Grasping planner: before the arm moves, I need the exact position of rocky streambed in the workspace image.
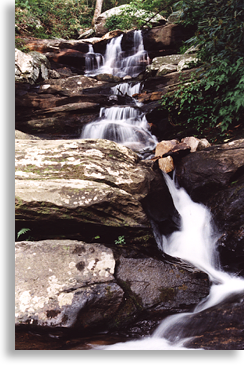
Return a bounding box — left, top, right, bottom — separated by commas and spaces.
15, 21, 244, 349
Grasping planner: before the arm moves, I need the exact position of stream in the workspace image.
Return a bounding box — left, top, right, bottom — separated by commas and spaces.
92, 173, 244, 350
81, 30, 244, 350
15, 29, 244, 352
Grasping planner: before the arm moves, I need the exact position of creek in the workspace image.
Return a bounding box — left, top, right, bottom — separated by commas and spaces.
82, 30, 157, 159
80, 30, 244, 350
93, 173, 244, 350
15, 29, 244, 351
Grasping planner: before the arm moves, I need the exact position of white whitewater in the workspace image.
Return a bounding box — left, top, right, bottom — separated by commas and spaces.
82, 30, 155, 155
111, 82, 142, 97
81, 105, 157, 155
94, 173, 244, 350
85, 30, 149, 78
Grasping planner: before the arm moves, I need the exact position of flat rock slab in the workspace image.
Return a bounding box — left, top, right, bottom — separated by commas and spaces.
15, 138, 170, 242
15, 240, 123, 328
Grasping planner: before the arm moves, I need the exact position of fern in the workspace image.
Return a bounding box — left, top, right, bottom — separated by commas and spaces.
17, 228, 31, 240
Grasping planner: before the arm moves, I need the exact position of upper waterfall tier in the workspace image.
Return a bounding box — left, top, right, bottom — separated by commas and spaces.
85, 30, 149, 78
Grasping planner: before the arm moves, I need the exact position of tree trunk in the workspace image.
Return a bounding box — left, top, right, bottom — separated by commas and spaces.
92, 0, 104, 27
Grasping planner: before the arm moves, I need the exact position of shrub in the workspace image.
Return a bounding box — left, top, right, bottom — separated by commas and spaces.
15, 0, 94, 39
160, 0, 244, 139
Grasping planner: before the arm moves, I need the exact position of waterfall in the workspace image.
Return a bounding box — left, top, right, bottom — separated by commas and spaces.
83, 32, 244, 349
81, 105, 157, 157
85, 30, 149, 78
85, 44, 104, 73
111, 82, 142, 97
94, 174, 244, 350
82, 30, 154, 157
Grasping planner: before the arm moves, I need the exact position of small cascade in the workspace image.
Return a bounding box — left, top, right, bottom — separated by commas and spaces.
111, 82, 142, 97
81, 105, 157, 157
85, 44, 104, 73
85, 30, 149, 78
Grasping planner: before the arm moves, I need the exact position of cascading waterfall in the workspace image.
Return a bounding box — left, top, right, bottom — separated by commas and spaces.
81, 105, 157, 156
94, 173, 244, 350
82, 30, 156, 157
85, 30, 149, 78
111, 81, 142, 98
82, 31, 244, 349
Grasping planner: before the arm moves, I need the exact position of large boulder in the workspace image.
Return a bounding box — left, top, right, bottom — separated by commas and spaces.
15, 138, 175, 245
15, 239, 210, 336
173, 294, 244, 350
142, 24, 192, 59
15, 240, 124, 331
15, 49, 51, 84
146, 53, 198, 76
208, 174, 244, 275
116, 256, 209, 316
175, 139, 244, 203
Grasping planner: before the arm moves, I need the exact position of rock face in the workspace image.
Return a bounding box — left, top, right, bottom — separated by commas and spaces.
146, 54, 198, 76
15, 49, 51, 84
15, 76, 113, 138
175, 139, 244, 203
15, 138, 174, 244
15, 240, 124, 330
175, 294, 244, 350
142, 24, 192, 59
175, 139, 244, 275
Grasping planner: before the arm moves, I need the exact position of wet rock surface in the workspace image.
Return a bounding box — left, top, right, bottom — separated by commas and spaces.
180, 294, 244, 350
116, 256, 209, 313
175, 139, 244, 275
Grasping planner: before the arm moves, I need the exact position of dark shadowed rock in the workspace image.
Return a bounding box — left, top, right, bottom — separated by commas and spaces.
142, 24, 192, 59
208, 174, 244, 275
175, 139, 244, 203
116, 255, 209, 316
179, 294, 244, 350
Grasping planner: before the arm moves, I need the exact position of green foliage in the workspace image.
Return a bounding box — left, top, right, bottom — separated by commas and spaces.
15, 0, 94, 39
114, 235, 126, 245
17, 228, 31, 240
181, 0, 244, 64
105, 0, 180, 31
160, 0, 244, 138
105, 12, 134, 30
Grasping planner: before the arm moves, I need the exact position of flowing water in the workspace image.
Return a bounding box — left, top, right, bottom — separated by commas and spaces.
82, 30, 244, 350
82, 30, 156, 157
81, 104, 157, 156
93, 173, 244, 350
85, 30, 149, 78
